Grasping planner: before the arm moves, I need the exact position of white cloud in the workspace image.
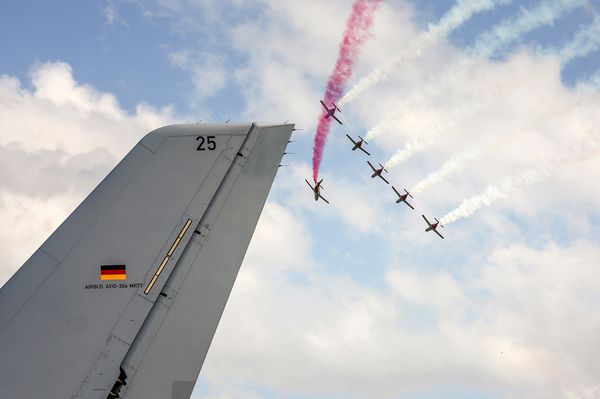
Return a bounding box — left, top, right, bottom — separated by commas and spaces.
3, 2, 600, 399
104, 0, 118, 25
0, 61, 175, 284
204, 221, 600, 398
168, 49, 227, 99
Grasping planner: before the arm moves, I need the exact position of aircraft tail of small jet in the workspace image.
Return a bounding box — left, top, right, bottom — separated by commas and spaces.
0, 123, 293, 399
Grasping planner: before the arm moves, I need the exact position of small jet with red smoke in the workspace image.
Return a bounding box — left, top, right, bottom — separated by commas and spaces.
392, 186, 414, 210
320, 100, 343, 125
422, 215, 444, 239
305, 179, 330, 204
367, 161, 390, 184
346, 134, 370, 155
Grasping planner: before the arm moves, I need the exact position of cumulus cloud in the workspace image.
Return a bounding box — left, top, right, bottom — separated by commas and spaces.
202, 224, 600, 398
3, 2, 600, 399
168, 49, 228, 99
0, 61, 174, 284
116, 2, 600, 397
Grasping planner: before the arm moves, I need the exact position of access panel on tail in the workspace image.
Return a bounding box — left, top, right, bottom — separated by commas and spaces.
0, 123, 294, 399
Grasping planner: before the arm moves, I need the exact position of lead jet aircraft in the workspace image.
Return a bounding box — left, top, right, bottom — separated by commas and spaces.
0, 122, 294, 399
392, 186, 414, 209
346, 134, 370, 155
320, 100, 343, 125
422, 214, 444, 239
305, 178, 330, 204
367, 161, 390, 184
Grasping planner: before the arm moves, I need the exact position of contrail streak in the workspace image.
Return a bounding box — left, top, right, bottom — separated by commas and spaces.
440, 139, 600, 225
338, 0, 511, 107
366, 0, 584, 145
312, 0, 381, 182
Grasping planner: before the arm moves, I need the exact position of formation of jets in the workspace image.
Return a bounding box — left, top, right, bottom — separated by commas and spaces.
305, 100, 445, 239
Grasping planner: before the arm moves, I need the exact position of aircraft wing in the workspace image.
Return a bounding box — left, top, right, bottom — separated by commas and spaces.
305, 179, 315, 190
359, 147, 371, 156
331, 114, 343, 125
318, 194, 330, 204
422, 214, 431, 225
367, 161, 376, 172
392, 186, 401, 197
405, 200, 415, 210
379, 175, 390, 184
346, 134, 356, 145
0, 123, 293, 399
434, 229, 445, 239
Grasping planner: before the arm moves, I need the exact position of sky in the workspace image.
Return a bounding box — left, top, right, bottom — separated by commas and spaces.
1, 1, 600, 398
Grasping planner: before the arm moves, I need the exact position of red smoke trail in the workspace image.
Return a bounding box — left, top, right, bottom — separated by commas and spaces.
312, 0, 381, 182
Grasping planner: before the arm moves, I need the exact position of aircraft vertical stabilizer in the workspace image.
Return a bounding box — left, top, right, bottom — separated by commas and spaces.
0, 123, 293, 399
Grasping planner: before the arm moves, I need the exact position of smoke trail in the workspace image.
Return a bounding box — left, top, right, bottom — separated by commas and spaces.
312, 0, 381, 182
383, 103, 479, 168
551, 14, 600, 64
440, 139, 600, 225
411, 136, 500, 195
410, 101, 583, 195
338, 0, 510, 107
366, 0, 584, 143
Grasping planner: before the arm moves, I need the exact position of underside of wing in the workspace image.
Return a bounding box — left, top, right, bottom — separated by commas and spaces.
0, 123, 293, 399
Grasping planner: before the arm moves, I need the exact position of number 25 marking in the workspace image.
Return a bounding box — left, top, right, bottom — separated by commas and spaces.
196, 136, 216, 151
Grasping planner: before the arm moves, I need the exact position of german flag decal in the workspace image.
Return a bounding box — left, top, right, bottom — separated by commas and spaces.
100, 265, 127, 281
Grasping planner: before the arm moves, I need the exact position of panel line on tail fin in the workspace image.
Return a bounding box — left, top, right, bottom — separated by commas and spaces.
144, 218, 193, 295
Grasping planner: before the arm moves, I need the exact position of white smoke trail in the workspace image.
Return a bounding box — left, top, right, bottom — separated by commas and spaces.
411, 135, 500, 195
366, 0, 585, 144
440, 168, 552, 224
440, 139, 600, 225
338, 0, 510, 107
383, 103, 479, 168
410, 100, 583, 195
551, 14, 600, 64
469, 0, 585, 57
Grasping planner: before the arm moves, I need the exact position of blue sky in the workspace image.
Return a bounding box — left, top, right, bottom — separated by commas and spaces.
1, 1, 600, 398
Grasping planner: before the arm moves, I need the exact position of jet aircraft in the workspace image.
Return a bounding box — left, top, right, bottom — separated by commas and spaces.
320, 100, 343, 125
346, 134, 371, 155
392, 186, 414, 209
305, 179, 330, 204
422, 214, 444, 239
367, 161, 390, 184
